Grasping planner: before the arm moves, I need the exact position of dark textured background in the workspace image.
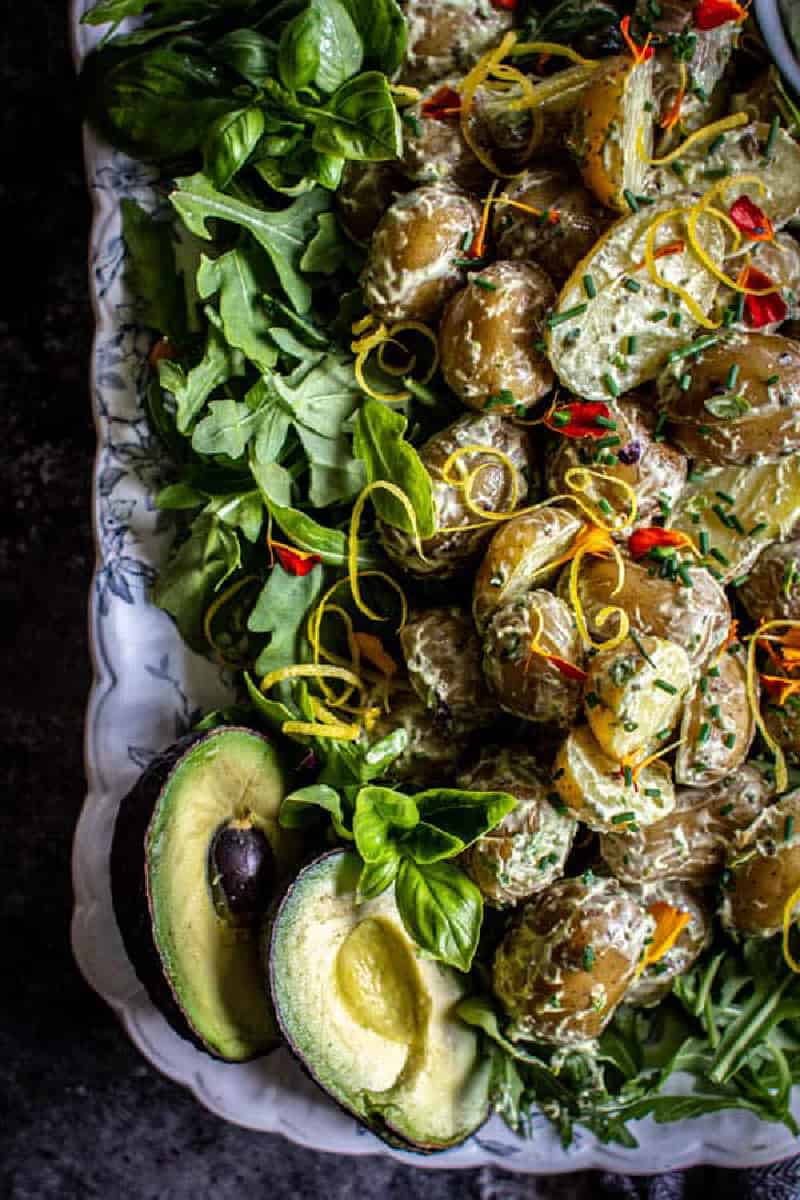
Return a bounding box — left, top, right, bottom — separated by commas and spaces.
3, 4, 800, 1197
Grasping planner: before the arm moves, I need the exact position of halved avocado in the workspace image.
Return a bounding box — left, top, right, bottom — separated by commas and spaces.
268, 850, 491, 1151
111, 727, 304, 1062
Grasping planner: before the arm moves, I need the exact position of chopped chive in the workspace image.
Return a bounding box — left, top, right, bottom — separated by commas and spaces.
657, 727, 672, 740
708, 665, 720, 677
679, 372, 693, 392
700, 677, 709, 694
551, 410, 570, 427
697, 722, 710, 745
596, 435, 622, 449
733, 293, 745, 322
726, 364, 740, 390
656, 412, 669, 435
623, 189, 639, 212
473, 277, 497, 291
707, 566, 723, 580
667, 335, 720, 363
785, 815, 795, 842
623, 277, 641, 293
583, 274, 597, 299
729, 513, 745, 535
654, 678, 678, 695
533, 339, 547, 352
723, 734, 736, 751
671, 160, 687, 180
704, 166, 731, 180
711, 503, 733, 527
765, 114, 780, 160
720, 802, 735, 815
709, 704, 721, 719
603, 373, 620, 397
598, 498, 613, 515
767, 374, 780, 386
582, 945, 595, 971
689, 470, 706, 483
460, 230, 474, 251
630, 629, 656, 666
636, 195, 655, 206
708, 133, 726, 154
678, 561, 693, 587
595, 415, 617, 429
699, 531, 710, 555
649, 309, 669, 322
546, 303, 588, 327
731, 573, 750, 588
670, 312, 682, 329
710, 547, 729, 566
627, 335, 638, 355
644, 787, 661, 798
623, 765, 634, 788
715, 490, 735, 505
612, 810, 636, 824
403, 112, 422, 137
749, 522, 768, 537
586, 691, 601, 708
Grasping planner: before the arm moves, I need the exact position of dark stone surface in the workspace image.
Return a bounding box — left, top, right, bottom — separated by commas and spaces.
2, 5, 799, 1199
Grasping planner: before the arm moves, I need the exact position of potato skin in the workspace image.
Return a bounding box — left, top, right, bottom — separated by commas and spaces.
439, 261, 556, 413
457, 748, 577, 906
658, 334, 800, 467
336, 161, 406, 246
482, 590, 585, 728
722, 790, 800, 937
740, 539, 800, 625
675, 646, 755, 789
473, 506, 584, 633
379, 411, 537, 578
492, 165, 608, 285
369, 692, 469, 786
545, 399, 688, 529
568, 554, 731, 670
599, 765, 773, 885
400, 607, 498, 736
624, 880, 712, 1007
399, 78, 489, 191
361, 183, 482, 322
399, 0, 514, 86
492, 876, 652, 1044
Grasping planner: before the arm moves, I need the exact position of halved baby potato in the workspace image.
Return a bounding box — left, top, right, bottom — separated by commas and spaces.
675, 643, 754, 788
584, 634, 691, 761
721, 790, 800, 937
553, 723, 676, 832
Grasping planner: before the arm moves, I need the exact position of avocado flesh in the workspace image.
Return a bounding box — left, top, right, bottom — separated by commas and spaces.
145, 729, 300, 1062
269, 851, 491, 1150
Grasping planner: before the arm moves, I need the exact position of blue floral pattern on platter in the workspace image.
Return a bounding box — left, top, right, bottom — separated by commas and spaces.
68, 0, 800, 1172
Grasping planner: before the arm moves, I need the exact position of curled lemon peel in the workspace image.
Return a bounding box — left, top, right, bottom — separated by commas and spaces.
525, 603, 586, 679
441, 443, 521, 523
568, 537, 631, 652
661, 63, 688, 132
281, 719, 361, 741
348, 482, 416, 625
460, 32, 524, 179
351, 318, 440, 403
510, 40, 598, 68
259, 662, 365, 695
705, 204, 743, 252
501, 61, 598, 113
562, 467, 638, 533
643, 208, 720, 329
783, 882, 800, 974
636, 111, 748, 166
745, 619, 800, 796
688, 177, 781, 295
202, 574, 259, 667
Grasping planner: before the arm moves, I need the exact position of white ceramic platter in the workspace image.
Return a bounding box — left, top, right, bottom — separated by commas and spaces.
69, 0, 800, 1170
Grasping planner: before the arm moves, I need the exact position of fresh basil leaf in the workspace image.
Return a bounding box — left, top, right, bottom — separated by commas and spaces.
414, 789, 518, 850
353, 398, 435, 536
266, 500, 383, 567
204, 104, 265, 189
81, 0, 151, 22
159, 320, 245, 433
278, 4, 321, 91
457, 994, 520, 1055
360, 727, 408, 779
204, 489, 264, 543
196, 246, 277, 370
312, 152, 345, 190
152, 513, 241, 650
253, 156, 319, 197
395, 859, 483, 972
399, 822, 464, 864
120, 199, 185, 340
280, 783, 351, 838
353, 785, 419, 863
300, 212, 348, 274
209, 29, 277, 87
170, 173, 331, 313
249, 560, 324, 677
311, 71, 402, 161
311, 0, 363, 95
338, 0, 405, 75
357, 854, 400, 902
155, 481, 206, 510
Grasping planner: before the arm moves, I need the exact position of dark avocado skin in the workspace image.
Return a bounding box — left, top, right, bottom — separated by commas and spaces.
110, 733, 207, 1054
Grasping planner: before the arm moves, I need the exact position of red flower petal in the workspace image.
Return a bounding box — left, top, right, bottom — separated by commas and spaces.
739, 266, 788, 329
273, 545, 322, 576
543, 401, 613, 439
545, 654, 588, 682
421, 86, 461, 121
628, 528, 695, 560
693, 0, 748, 30
491, 0, 518, 8
729, 196, 774, 242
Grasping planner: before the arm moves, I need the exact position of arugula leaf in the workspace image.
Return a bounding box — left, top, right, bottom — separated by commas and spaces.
192, 397, 262, 459
300, 212, 348, 275
311, 72, 402, 161
205, 490, 264, 543
151, 513, 241, 651
395, 859, 483, 973
120, 199, 185, 340
156, 481, 206, 510
248, 560, 324, 677
357, 855, 400, 902
267, 500, 383, 567
203, 105, 265, 189
338, 0, 406, 76
170, 174, 331, 313
310, 0, 363, 95
280, 783, 352, 838
353, 399, 435, 535
159, 320, 244, 433
196, 247, 278, 371
353, 786, 419, 863
414, 789, 517, 850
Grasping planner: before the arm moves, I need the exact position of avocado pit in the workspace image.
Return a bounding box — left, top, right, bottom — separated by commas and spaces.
209, 819, 274, 926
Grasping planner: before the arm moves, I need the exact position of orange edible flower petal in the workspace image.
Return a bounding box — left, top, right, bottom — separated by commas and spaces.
644, 902, 691, 965
628, 527, 696, 560
761, 675, 800, 706
620, 15, 654, 64
270, 540, 322, 577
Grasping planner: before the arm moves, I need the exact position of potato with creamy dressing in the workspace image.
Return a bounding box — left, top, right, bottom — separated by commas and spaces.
336, 161, 407, 246
379, 410, 537, 578
624, 880, 712, 1008
399, 0, 514, 86
457, 747, 577, 906
399, 78, 489, 191
599, 765, 772, 885
675, 645, 754, 788
740, 540, 800, 625
361, 183, 482, 322
369, 692, 469, 786
482, 590, 585, 728
721, 790, 800, 937
439, 261, 556, 413
400, 607, 498, 736
492, 875, 653, 1044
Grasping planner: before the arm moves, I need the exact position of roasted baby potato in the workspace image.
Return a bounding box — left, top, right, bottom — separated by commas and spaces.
740, 540, 800, 625
482, 591, 585, 728
439, 261, 556, 413
492, 165, 607, 285
399, 79, 489, 191
369, 692, 469, 786
457, 747, 578, 906
722, 234, 800, 334
658, 333, 800, 467
473, 507, 584, 633
675, 644, 754, 788
400, 607, 498, 736
379, 411, 537, 578
492, 875, 653, 1044
568, 54, 655, 213
361, 183, 482, 322
599, 765, 773, 885
721, 790, 800, 937
584, 634, 691, 761
553, 723, 676, 832
624, 880, 712, 1008
568, 554, 731, 669
336, 161, 407, 246
545, 399, 688, 529
399, 0, 514, 86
